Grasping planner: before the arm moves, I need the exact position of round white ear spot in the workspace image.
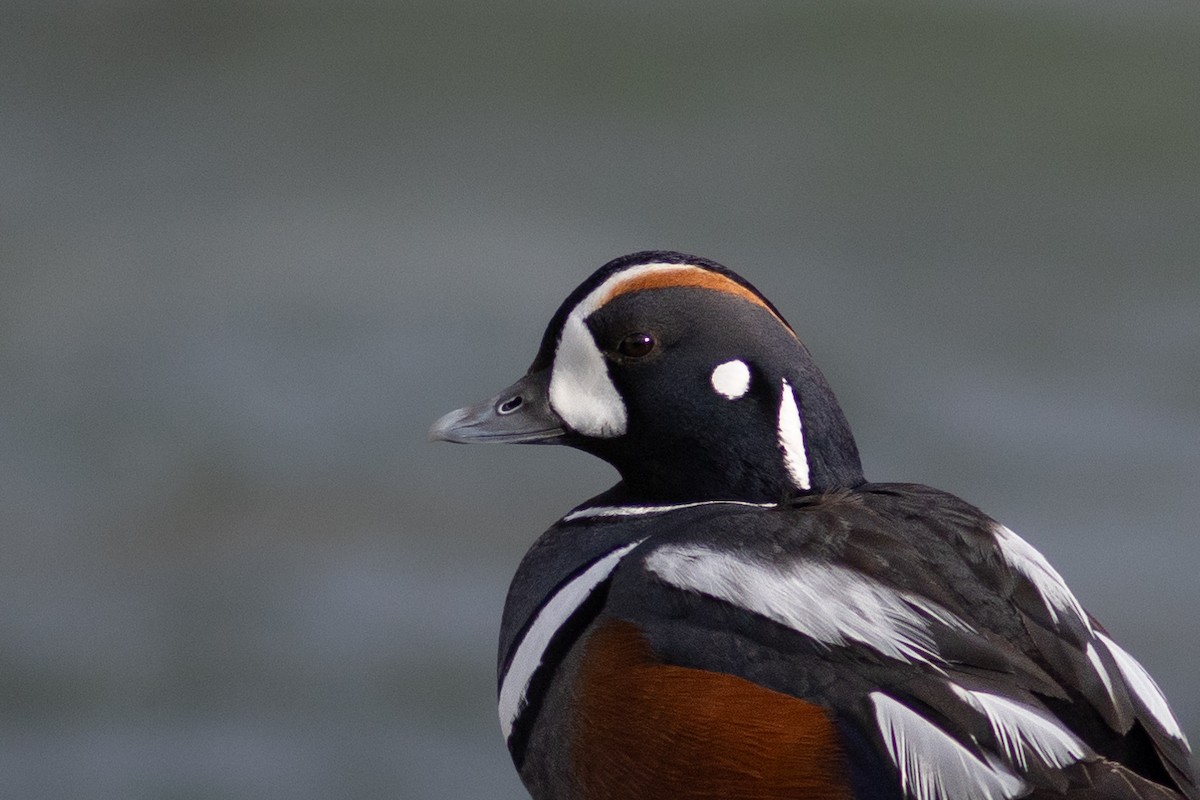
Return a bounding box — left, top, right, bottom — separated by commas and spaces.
710, 360, 751, 400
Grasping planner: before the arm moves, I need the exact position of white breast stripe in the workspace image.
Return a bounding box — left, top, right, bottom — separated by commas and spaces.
498, 540, 646, 740
872, 692, 1026, 800
950, 686, 1089, 770
1097, 632, 1188, 744
563, 500, 776, 522
992, 524, 1089, 630
644, 544, 972, 665
777, 378, 810, 490
710, 359, 751, 399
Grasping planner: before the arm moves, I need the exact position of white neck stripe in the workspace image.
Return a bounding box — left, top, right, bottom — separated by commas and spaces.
563, 500, 777, 522
778, 378, 811, 490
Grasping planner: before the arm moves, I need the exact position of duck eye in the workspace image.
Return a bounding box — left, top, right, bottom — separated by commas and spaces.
617, 332, 656, 359
497, 395, 523, 415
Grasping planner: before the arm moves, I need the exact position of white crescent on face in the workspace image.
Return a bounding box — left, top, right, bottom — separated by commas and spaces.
547, 262, 793, 439
548, 264, 689, 437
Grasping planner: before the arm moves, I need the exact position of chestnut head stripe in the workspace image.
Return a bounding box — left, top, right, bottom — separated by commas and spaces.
600, 264, 793, 333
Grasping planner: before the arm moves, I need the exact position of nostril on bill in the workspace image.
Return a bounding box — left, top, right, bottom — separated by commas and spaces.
497, 396, 524, 415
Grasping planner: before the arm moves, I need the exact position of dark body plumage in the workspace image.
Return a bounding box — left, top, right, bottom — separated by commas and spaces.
432, 251, 1195, 800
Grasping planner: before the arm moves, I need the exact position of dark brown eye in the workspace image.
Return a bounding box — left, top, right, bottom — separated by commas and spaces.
617, 332, 656, 359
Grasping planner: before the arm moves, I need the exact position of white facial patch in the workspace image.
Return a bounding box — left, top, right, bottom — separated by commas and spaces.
498, 540, 646, 741
548, 314, 627, 437
644, 544, 972, 665
710, 359, 751, 399
548, 262, 696, 437
777, 378, 811, 490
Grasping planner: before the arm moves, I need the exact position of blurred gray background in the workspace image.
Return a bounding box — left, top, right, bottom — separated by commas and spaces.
3, 1, 1198, 798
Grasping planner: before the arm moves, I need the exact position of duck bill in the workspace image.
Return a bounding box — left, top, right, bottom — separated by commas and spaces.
428, 370, 566, 444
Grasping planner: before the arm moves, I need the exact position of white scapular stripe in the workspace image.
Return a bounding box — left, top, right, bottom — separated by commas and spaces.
777, 378, 810, 490
548, 261, 701, 438
644, 544, 972, 665
873, 693, 1026, 800
950, 686, 1089, 770
993, 524, 1090, 629
563, 500, 775, 522
1097, 632, 1188, 743
498, 540, 646, 740
710, 359, 751, 399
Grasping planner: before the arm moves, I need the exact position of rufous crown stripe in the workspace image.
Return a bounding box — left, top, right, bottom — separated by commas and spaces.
599, 266, 792, 332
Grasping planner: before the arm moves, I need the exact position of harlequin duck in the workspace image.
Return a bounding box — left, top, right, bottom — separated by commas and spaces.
430, 251, 1196, 800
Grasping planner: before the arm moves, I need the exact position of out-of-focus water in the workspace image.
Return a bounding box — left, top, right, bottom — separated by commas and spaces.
2, 2, 1197, 798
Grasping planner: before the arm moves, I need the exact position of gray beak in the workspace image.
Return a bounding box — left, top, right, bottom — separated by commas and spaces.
428, 370, 566, 444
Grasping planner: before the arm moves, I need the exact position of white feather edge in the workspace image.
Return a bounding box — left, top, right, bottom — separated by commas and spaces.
872, 692, 1027, 800
992, 524, 1089, 630
1085, 641, 1117, 702
644, 543, 972, 666
950, 686, 1090, 770
1096, 631, 1188, 744
498, 539, 646, 740
993, 523, 1187, 745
